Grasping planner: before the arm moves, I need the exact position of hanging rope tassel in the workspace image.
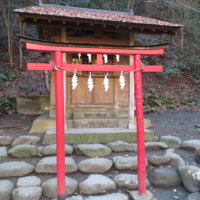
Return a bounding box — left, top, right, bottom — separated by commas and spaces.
78, 53, 81, 60
87, 72, 94, 91
103, 73, 109, 92
72, 70, 78, 90
119, 71, 125, 89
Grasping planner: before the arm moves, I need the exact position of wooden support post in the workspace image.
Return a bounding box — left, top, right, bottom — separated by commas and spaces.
127, 33, 135, 129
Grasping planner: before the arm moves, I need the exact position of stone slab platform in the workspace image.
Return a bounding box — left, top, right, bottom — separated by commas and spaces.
42, 128, 154, 145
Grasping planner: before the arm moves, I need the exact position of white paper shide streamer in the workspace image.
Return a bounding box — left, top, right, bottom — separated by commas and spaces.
119, 71, 125, 89
116, 55, 120, 62
103, 73, 109, 92
87, 54, 92, 63
72, 70, 78, 90
78, 53, 81, 60
103, 54, 108, 63
87, 72, 94, 91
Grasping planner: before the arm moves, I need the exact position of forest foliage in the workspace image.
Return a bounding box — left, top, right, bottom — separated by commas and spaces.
0, 0, 200, 80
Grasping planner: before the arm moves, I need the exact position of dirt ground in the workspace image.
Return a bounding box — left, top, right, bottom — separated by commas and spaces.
0, 110, 199, 200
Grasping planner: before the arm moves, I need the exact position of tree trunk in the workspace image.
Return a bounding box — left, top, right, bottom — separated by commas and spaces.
181, 27, 184, 50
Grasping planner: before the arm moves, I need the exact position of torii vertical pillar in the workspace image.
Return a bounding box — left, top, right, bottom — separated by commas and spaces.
134, 54, 146, 196
54, 51, 66, 200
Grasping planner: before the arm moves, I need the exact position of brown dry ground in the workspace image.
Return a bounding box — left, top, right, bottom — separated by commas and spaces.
0, 110, 199, 199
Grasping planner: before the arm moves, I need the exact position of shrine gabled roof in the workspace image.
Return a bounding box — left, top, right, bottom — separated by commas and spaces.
15, 5, 181, 28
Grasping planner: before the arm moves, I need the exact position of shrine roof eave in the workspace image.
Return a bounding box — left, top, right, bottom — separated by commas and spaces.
15, 5, 182, 37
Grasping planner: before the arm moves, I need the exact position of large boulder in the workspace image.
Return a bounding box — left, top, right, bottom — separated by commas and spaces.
42, 177, 78, 199
114, 174, 149, 189
113, 156, 148, 170
145, 142, 168, 151
0, 147, 7, 157
148, 155, 170, 166
17, 176, 41, 188
74, 144, 112, 158
106, 141, 137, 152
11, 136, 40, 148
85, 193, 128, 200
8, 145, 38, 158
178, 165, 200, 193
195, 148, 200, 164
0, 136, 13, 145
164, 152, 185, 168
78, 158, 112, 173
79, 174, 116, 195
0, 180, 14, 200
182, 140, 200, 151
0, 161, 35, 177
160, 136, 182, 148
35, 156, 77, 173
41, 144, 73, 156
12, 187, 42, 200
148, 168, 181, 188
187, 192, 200, 200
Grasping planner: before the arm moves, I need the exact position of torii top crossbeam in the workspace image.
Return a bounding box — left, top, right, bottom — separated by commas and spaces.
20, 36, 168, 200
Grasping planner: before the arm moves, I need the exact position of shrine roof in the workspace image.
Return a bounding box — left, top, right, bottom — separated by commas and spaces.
15, 5, 181, 28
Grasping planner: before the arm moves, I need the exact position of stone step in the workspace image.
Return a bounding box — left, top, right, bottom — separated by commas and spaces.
73, 110, 116, 120
73, 119, 119, 128
42, 127, 154, 145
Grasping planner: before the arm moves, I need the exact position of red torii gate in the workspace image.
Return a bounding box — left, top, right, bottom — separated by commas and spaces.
23, 40, 166, 200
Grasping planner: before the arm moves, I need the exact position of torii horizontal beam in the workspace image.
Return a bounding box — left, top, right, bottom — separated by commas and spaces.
24, 42, 165, 56
28, 61, 163, 72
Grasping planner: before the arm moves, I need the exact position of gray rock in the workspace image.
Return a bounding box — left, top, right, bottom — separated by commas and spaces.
173, 196, 179, 199
8, 145, 38, 158
113, 156, 148, 170
85, 193, 128, 200
17, 176, 41, 188
42, 177, 78, 199
0, 161, 35, 177
165, 152, 185, 168
114, 174, 149, 189
42, 144, 73, 156
0, 180, 14, 200
106, 141, 137, 152
148, 167, 181, 188
127, 190, 157, 200
66, 196, 84, 200
178, 165, 200, 193
78, 158, 112, 173
0, 146, 7, 157
182, 140, 200, 151
187, 192, 200, 200
79, 174, 116, 194
12, 187, 42, 200
37, 146, 43, 157
35, 156, 77, 173
145, 142, 168, 151
74, 144, 112, 158
0, 136, 13, 145
153, 136, 159, 142
11, 136, 40, 147
160, 136, 182, 148
195, 148, 200, 164
148, 155, 170, 166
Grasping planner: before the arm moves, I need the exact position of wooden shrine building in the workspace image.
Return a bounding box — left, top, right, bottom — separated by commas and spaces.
15, 1, 181, 131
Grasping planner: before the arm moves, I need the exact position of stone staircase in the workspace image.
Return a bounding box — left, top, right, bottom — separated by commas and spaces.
73, 110, 120, 129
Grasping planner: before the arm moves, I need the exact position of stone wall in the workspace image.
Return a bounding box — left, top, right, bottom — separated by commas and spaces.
17, 95, 50, 115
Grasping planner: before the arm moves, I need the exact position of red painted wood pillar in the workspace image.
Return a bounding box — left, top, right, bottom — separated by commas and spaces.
54, 51, 66, 200
134, 54, 146, 196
